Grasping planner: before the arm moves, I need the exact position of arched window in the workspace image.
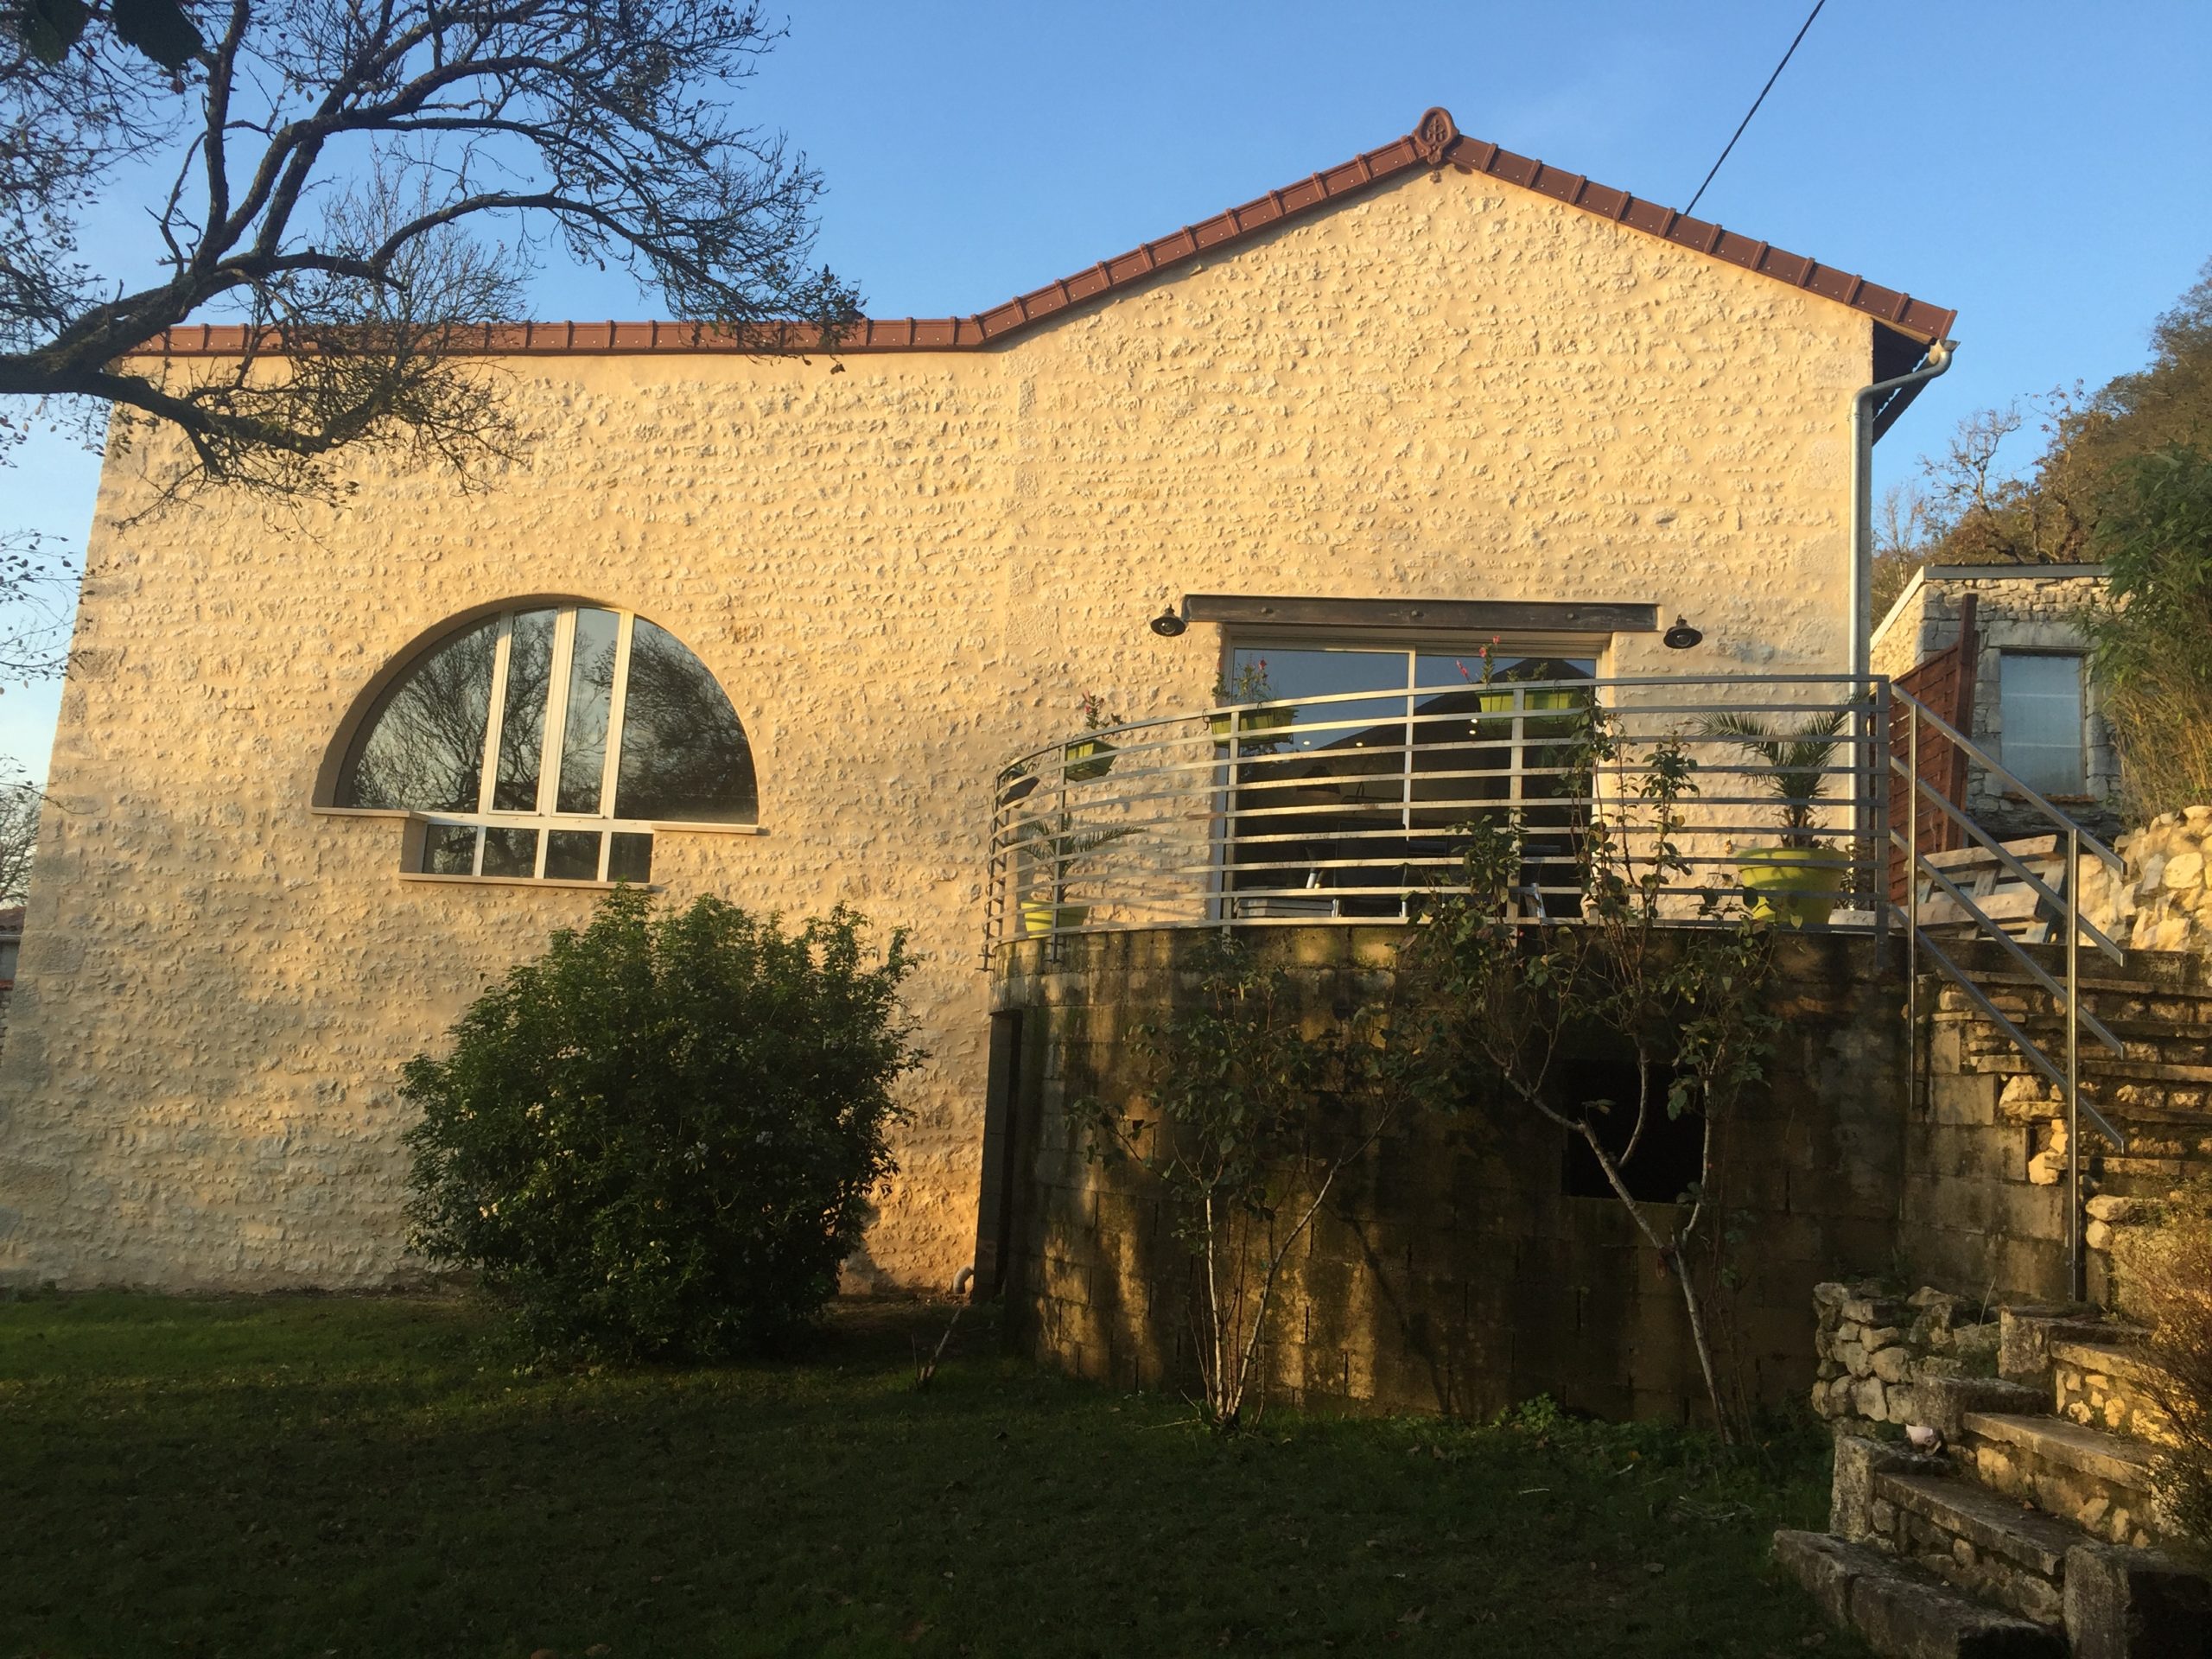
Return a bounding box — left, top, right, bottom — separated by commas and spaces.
336, 606, 757, 882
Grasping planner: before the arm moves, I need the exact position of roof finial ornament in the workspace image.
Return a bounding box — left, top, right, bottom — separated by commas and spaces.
1413, 106, 1459, 167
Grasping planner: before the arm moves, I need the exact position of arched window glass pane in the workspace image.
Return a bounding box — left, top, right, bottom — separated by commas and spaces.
614, 619, 759, 823
493, 609, 557, 811
556, 608, 620, 813
336, 620, 499, 810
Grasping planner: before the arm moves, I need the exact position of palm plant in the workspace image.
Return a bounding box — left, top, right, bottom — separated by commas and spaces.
997, 766, 1137, 931
1696, 709, 1853, 849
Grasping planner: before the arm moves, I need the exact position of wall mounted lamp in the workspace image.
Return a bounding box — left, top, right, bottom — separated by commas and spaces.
1148, 605, 1188, 638
1662, 615, 1704, 650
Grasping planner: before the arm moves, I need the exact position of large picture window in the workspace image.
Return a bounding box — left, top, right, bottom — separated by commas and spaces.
1221, 643, 1598, 918
336, 606, 758, 882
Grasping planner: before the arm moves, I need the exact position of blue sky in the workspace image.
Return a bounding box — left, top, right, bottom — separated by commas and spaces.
3, 0, 2209, 779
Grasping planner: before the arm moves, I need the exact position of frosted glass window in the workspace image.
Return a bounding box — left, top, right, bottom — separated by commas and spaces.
1999, 653, 2085, 796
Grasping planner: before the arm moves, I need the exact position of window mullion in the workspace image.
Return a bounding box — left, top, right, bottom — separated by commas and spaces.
599, 612, 636, 826
477, 617, 514, 817
532, 610, 577, 878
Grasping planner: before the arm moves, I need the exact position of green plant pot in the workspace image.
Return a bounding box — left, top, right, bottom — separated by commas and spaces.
1064, 736, 1116, 782
1735, 846, 1850, 928
1020, 900, 1090, 938
1210, 705, 1297, 739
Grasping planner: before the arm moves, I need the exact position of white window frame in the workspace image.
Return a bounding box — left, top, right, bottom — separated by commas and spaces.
400, 605, 760, 883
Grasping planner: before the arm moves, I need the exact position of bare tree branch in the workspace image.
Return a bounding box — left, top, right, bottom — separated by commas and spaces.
3, 0, 861, 505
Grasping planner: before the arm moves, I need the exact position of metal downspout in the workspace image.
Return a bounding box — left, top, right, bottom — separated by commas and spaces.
1850, 339, 1955, 877
1850, 339, 1955, 679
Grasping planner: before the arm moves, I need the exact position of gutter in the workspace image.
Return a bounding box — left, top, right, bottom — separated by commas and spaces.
1849, 339, 1955, 679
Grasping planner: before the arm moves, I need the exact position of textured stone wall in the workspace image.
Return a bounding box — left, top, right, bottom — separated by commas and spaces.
0, 160, 1884, 1292
993, 926, 1906, 1422
1898, 940, 2212, 1307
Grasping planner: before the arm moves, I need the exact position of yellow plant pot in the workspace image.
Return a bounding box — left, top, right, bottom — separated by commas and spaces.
1477, 689, 1581, 717
1209, 705, 1297, 739
1020, 900, 1090, 937
1735, 846, 1850, 928
1064, 737, 1116, 782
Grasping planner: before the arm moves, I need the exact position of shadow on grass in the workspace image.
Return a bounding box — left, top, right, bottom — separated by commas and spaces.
0, 1294, 1860, 1659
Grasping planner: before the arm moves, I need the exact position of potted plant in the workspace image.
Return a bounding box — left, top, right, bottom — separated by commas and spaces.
1461, 639, 1582, 718
1209, 658, 1296, 741
998, 767, 1137, 937
1064, 693, 1120, 783
1696, 707, 1855, 926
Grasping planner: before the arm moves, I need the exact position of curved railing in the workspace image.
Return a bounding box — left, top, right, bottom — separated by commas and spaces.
984, 674, 1890, 957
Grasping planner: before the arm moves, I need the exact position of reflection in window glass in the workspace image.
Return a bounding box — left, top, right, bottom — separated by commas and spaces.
481, 826, 538, 877
615, 619, 760, 822
1228, 647, 1407, 753
543, 830, 601, 881
346, 605, 750, 884
421, 823, 479, 874
1217, 643, 1601, 919
493, 610, 556, 810
2000, 653, 2085, 796
556, 608, 620, 813
608, 832, 653, 884
336, 620, 498, 810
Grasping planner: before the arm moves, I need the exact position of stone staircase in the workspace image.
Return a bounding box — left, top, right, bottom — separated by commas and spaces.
1777, 1306, 2210, 1656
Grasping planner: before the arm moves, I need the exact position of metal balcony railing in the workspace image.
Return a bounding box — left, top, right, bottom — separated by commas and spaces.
985, 674, 1891, 956
1889, 683, 2131, 1300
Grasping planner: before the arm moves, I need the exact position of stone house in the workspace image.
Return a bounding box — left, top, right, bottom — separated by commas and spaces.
1872, 563, 2120, 838
0, 107, 1957, 1297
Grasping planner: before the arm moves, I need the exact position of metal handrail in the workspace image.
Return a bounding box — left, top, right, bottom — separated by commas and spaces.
1890, 685, 2125, 872
1888, 682, 2129, 1304
988, 675, 1890, 958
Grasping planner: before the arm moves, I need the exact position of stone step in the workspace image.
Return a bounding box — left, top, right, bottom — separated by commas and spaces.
1999, 1306, 2120, 1384
1962, 1411, 2162, 1547
1871, 1471, 2088, 1624
1773, 1529, 2066, 1657
2050, 1338, 2176, 1445
1916, 1376, 2048, 1441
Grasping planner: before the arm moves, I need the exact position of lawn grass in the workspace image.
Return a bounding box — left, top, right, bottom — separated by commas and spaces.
0, 1293, 1857, 1658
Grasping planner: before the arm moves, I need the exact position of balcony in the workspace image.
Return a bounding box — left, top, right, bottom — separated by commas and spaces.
986, 673, 1892, 956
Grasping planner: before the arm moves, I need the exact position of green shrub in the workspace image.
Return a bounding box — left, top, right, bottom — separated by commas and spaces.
2089, 446, 2212, 817
2113, 1178, 2212, 1543
402, 891, 920, 1362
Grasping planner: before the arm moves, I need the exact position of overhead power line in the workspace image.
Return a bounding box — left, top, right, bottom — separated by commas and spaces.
1684, 0, 1828, 219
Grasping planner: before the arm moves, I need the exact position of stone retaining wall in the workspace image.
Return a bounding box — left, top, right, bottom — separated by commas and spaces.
1808, 1282, 2001, 1429
992, 925, 1906, 1422
2078, 806, 2212, 957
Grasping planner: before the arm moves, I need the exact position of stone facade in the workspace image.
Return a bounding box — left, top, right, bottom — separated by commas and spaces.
1871, 563, 2120, 839
0, 142, 1910, 1294
992, 925, 1908, 1421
